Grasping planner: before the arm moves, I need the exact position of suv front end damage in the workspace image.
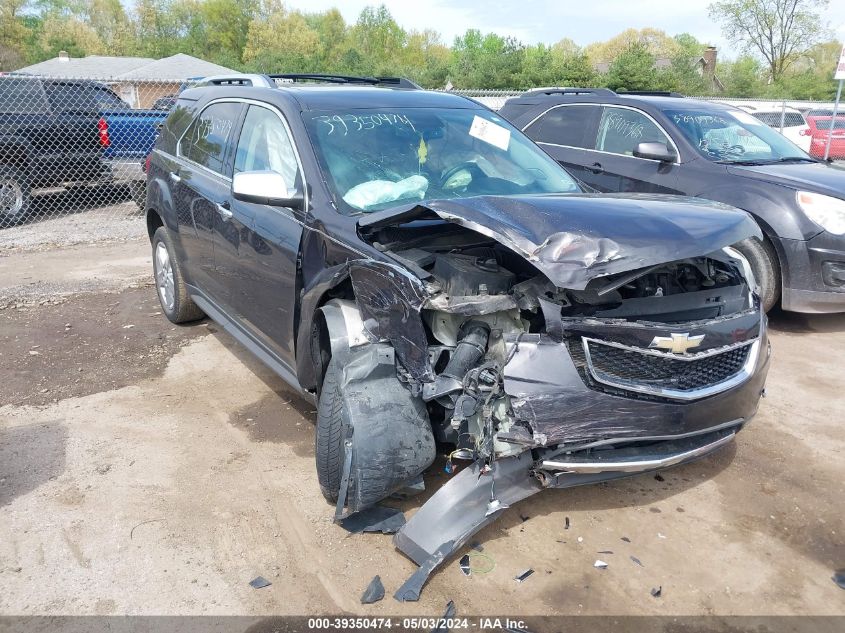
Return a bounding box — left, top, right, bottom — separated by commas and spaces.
325, 194, 770, 600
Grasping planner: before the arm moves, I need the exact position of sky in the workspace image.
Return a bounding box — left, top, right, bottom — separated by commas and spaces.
285, 0, 845, 60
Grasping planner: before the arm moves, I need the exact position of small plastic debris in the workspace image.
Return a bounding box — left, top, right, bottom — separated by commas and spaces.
459, 554, 471, 576
630, 556, 644, 567
654, 473, 665, 482
514, 568, 534, 582
651, 586, 663, 598
339, 504, 406, 534
833, 569, 845, 590
658, 532, 667, 539
565, 517, 570, 530
594, 560, 608, 569
621, 537, 631, 543
431, 601, 456, 633
577, 536, 583, 543
361, 575, 385, 604
249, 576, 271, 589
597, 550, 613, 554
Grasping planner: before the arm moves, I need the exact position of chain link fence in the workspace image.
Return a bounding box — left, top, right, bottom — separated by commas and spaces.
0, 74, 179, 249
1, 77, 843, 251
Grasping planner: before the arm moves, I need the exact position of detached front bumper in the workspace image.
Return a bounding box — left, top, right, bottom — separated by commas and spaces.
779, 233, 845, 313
393, 310, 769, 601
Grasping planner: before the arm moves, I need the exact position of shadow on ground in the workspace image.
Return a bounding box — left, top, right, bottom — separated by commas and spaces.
0, 421, 67, 507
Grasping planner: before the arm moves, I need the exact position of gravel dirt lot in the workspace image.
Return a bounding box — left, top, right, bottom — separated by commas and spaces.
0, 236, 843, 620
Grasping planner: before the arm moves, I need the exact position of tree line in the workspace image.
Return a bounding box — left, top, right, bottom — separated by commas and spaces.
0, 0, 840, 99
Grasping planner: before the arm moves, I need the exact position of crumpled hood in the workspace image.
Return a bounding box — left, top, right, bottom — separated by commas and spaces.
358, 193, 761, 290
726, 161, 845, 198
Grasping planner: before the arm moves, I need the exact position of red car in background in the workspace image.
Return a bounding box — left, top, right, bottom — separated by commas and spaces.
806, 111, 845, 160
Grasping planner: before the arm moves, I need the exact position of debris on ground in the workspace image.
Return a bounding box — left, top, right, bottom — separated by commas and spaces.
514, 568, 534, 583
431, 601, 456, 633
621, 536, 631, 543
630, 556, 644, 567
833, 570, 845, 590
564, 517, 570, 530
470, 541, 484, 551
249, 576, 271, 589
519, 513, 530, 522
460, 554, 471, 576
339, 504, 406, 534
657, 532, 667, 539
597, 550, 613, 554
651, 586, 663, 598
361, 575, 385, 604
594, 560, 608, 569
654, 473, 665, 482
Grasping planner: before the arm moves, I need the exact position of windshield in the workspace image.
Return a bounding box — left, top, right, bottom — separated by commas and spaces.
303, 107, 580, 213
665, 108, 809, 163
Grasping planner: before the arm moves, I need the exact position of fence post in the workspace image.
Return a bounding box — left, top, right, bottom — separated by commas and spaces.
825, 80, 843, 161
779, 99, 786, 133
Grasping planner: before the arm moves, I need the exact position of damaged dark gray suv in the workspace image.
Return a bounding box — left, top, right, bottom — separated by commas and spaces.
144, 74, 770, 600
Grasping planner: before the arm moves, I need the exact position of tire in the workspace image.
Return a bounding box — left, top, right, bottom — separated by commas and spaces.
0, 164, 31, 228
315, 358, 347, 502
129, 181, 147, 211
151, 226, 205, 324
732, 236, 781, 312
315, 356, 436, 508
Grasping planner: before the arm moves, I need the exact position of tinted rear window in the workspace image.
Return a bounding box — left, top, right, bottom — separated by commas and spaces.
524, 104, 599, 148
752, 112, 805, 127
42, 82, 106, 114
0, 77, 49, 114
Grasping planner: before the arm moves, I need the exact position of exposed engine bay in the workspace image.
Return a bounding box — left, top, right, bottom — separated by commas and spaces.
319, 196, 769, 601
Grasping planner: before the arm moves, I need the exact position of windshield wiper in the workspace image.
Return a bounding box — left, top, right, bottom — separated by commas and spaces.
717, 157, 818, 166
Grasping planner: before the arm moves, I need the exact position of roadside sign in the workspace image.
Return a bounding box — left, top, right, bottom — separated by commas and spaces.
836, 45, 845, 80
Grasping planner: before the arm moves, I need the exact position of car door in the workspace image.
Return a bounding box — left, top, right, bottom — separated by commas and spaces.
522, 104, 602, 186
172, 100, 244, 300
580, 105, 682, 194
214, 103, 304, 367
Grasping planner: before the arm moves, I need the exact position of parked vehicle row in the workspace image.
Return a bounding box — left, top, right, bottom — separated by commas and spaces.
143, 74, 770, 599
0, 75, 171, 223
499, 88, 845, 313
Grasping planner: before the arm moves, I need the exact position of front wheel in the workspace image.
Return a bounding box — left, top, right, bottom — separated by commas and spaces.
151, 226, 205, 323
732, 237, 781, 312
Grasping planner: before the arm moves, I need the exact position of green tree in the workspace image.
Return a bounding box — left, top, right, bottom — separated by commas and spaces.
349, 4, 405, 76
451, 30, 524, 88
708, 0, 831, 81
242, 2, 320, 72
0, 0, 31, 70
605, 42, 659, 91
719, 55, 765, 96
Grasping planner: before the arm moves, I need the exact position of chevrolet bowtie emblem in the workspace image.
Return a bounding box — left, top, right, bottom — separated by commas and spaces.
648, 332, 705, 354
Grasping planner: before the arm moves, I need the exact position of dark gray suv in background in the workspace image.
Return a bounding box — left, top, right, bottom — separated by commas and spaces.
144, 74, 769, 600
500, 88, 845, 313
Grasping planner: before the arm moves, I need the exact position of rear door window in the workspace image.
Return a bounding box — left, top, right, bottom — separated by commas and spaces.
179, 101, 242, 176
0, 77, 49, 114
594, 106, 672, 157
524, 104, 600, 148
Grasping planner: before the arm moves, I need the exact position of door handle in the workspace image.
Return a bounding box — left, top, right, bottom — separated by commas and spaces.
590, 162, 603, 174
169, 171, 181, 183
216, 201, 233, 221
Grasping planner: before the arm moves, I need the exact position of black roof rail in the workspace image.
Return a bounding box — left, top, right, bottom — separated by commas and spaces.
619, 91, 686, 98
269, 74, 421, 89
520, 87, 616, 98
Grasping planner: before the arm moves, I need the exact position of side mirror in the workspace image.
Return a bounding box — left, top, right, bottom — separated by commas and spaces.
232, 170, 303, 208
633, 141, 676, 163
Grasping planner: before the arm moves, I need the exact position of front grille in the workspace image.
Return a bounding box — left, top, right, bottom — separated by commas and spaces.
570, 339, 755, 398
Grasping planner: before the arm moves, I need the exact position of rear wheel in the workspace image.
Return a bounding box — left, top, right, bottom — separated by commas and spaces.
733, 236, 780, 312
0, 165, 30, 227
151, 226, 205, 323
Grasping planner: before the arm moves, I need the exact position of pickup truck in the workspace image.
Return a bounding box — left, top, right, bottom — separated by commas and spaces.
1, 76, 107, 225
85, 82, 169, 208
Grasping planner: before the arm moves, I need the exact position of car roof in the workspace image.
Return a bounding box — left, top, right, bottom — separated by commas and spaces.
180, 83, 482, 112
506, 91, 742, 113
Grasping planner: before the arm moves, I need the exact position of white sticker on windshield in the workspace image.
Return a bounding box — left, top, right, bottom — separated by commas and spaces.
731, 110, 764, 127
469, 115, 511, 151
